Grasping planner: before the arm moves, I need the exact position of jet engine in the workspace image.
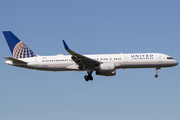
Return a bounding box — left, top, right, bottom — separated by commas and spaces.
96, 70, 116, 76
96, 63, 116, 76
99, 62, 115, 71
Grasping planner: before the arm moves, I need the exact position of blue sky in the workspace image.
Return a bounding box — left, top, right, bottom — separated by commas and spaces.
0, 0, 180, 120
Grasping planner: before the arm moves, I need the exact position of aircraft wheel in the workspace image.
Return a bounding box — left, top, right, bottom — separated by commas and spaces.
84, 75, 89, 81
89, 74, 93, 81
155, 74, 158, 78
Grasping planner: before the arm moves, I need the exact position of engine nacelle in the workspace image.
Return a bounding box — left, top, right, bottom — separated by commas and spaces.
99, 63, 115, 71
96, 70, 116, 76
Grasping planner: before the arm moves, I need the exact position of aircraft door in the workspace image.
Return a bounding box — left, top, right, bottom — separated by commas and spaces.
35, 58, 38, 65
158, 56, 162, 62
124, 55, 128, 63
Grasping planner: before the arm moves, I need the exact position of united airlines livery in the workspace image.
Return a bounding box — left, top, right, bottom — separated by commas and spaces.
3, 31, 178, 81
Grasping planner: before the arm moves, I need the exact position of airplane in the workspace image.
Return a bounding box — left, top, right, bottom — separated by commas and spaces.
3, 31, 178, 81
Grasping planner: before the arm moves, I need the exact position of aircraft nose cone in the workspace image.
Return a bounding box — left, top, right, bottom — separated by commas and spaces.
175, 61, 178, 66
173, 60, 178, 66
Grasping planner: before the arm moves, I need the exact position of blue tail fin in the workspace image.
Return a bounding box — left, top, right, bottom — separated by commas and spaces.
3, 31, 37, 59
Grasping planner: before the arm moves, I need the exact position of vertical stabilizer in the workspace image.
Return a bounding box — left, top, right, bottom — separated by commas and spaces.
3, 31, 37, 59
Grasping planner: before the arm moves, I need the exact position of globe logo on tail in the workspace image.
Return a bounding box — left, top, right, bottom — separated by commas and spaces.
13, 41, 37, 59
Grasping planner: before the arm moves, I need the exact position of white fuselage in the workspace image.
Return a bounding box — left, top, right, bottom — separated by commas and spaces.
5, 53, 178, 71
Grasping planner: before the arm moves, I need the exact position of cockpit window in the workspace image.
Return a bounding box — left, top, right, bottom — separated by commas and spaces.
167, 57, 173, 60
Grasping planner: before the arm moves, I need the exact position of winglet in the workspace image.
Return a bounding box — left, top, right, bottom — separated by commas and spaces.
62, 40, 69, 50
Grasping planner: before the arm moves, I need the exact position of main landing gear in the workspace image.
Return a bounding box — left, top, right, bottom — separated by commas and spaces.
84, 67, 93, 81
84, 74, 93, 81
155, 67, 161, 78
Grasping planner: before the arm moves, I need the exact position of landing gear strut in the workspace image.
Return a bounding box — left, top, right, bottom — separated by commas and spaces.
84, 67, 93, 81
155, 67, 161, 78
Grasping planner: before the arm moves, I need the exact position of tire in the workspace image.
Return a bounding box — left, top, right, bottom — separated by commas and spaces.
84, 75, 89, 81
89, 75, 93, 81
155, 74, 158, 78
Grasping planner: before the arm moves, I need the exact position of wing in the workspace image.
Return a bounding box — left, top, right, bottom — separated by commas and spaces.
4, 57, 27, 64
62, 40, 101, 69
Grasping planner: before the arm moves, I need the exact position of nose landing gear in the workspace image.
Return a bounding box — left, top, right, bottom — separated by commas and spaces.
155, 67, 161, 78
155, 74, 158, 78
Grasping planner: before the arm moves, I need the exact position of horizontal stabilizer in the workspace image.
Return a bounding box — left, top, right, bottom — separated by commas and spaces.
4, 57, 27, 64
